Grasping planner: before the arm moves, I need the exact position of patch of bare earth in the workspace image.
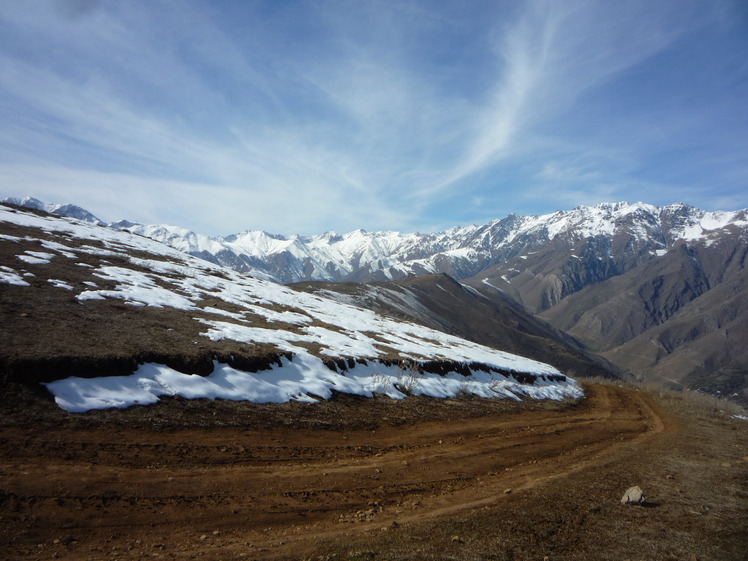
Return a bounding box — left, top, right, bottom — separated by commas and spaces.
2, 382, 743, 560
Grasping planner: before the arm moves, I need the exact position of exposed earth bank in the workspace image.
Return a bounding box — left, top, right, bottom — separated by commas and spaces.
1, 383, 746, 560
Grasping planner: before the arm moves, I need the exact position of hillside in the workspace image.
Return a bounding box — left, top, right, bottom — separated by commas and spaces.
0, 203, 580, 411
1, 202, 746, 561
5, 196, 747, 401
512, 228, 748, 402
292, 273, 619, 380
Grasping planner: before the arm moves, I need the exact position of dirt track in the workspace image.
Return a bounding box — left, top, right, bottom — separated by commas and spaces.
1, 384, 667, 560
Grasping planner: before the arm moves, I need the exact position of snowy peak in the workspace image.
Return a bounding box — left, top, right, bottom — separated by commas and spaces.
4, 197, 747, 285
3, 196, 105, 225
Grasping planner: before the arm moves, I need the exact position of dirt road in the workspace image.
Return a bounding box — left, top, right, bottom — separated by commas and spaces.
1, 384, 667, 560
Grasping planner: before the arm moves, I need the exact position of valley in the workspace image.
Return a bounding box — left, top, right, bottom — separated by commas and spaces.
2, 2, 746, 558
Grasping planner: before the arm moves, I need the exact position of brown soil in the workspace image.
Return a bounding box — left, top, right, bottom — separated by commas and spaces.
5, 383, 743, 561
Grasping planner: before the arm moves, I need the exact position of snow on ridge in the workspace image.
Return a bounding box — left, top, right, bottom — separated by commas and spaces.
6, 198, 746, 286
1, 203, 582, 412
3, 196, 105, 225
675, 209, 748, 241
503, 201, 748, 248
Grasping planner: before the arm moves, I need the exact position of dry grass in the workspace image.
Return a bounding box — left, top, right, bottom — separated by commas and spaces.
581, 375, 746, 418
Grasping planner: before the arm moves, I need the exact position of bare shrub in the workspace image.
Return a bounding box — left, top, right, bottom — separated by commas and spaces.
396, 361, 422, 394
582, 376, 746, 419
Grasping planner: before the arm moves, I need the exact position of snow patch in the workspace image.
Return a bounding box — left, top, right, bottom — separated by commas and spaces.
78, 266, 197, 309
0, 266, 30, 286
48, 279, 74, 290
45, 355, 583, 413
18, 251, 55, 264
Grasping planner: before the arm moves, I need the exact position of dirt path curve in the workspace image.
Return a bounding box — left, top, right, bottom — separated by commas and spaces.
1, 383, 669, 560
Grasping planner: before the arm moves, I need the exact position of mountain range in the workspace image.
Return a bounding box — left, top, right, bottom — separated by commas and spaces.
4, 196, 747, 403
0, 201, 584, 413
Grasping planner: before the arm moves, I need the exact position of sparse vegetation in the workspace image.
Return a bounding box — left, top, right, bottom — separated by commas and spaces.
582, 375, 746, 418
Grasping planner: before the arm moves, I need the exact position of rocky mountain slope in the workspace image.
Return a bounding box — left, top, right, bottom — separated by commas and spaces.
5, 196, 746, 401
293, 273, 619, 380
110, 202, 748, 289
0, 203, 582, 412
463, 217, 748, 401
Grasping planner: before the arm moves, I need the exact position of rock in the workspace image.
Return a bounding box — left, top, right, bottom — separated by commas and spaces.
621, 486, 645, 505
503, 488, 512, 494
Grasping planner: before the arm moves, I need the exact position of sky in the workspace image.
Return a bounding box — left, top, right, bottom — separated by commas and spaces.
0, 0, 747, 237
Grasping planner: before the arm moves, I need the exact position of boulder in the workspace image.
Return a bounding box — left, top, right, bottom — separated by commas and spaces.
621, 485, 645, 505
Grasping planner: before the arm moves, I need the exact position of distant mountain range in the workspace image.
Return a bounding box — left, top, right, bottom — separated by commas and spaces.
0, 200, 582, 412
4, 196, 747, 403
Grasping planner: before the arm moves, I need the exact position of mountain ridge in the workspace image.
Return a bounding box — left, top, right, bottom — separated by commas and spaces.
0, 202, 581, 413
5, 196, 747, 402
6, 196, 746, 286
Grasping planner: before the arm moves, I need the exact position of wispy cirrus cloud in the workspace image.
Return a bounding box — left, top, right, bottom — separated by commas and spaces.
0, 0, 745, 235
423, 0, 718, 199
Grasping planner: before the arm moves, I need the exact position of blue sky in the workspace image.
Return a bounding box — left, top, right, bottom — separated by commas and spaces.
1, 0, 746, 236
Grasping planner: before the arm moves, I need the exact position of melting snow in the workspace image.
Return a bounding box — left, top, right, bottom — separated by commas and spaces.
0, 265, 30, 286
18, 251, 55, 264
1, 203, 584, 412
48, 279, 74, 290
46, 356, 583, 413
78, 266, 198, 309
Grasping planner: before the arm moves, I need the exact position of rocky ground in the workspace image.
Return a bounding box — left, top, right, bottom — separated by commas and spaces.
1, 382, 745, 561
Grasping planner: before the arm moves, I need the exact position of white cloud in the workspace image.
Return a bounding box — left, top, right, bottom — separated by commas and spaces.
412, 0, 716, 198
0, 161, 415, 236
0, 0, 745, 235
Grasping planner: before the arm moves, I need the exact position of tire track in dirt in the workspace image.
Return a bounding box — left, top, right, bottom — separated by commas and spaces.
0, 383, 669, 560
261, 384, 669, 559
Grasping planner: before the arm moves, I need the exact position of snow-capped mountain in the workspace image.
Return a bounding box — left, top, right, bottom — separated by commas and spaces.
0, 202, 581, 413
2, 196, 105, 226
108, 202, 748, 285
4, 196, 748, 401
6, 197, 746, 287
